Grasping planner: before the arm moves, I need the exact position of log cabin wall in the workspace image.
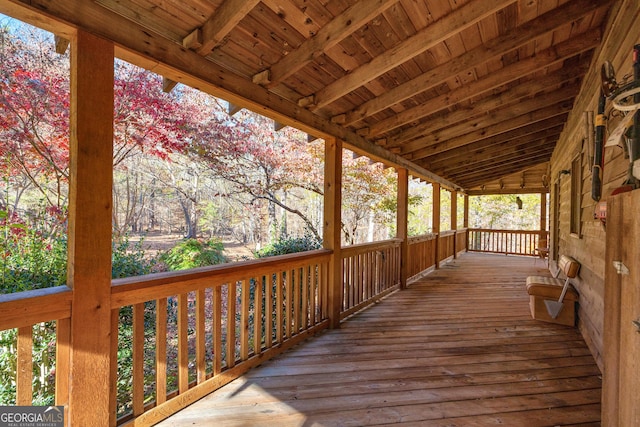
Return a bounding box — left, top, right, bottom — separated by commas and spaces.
549, 0, 639, 370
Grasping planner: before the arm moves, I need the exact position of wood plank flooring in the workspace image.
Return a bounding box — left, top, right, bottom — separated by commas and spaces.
156, 253, 602, 426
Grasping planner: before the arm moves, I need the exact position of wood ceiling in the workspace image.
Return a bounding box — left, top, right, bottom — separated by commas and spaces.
3, 0, 614, 192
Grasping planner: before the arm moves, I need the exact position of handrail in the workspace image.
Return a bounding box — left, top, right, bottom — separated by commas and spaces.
111, 249, 332, 307
0, 286, 72, 330
340, 238, 402, 256
408, 233, 436, 244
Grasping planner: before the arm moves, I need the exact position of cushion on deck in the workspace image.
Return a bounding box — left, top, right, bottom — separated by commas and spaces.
526, 277, 578, 301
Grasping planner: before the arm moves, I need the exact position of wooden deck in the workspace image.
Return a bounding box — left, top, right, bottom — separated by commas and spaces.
156, 253, 602, 426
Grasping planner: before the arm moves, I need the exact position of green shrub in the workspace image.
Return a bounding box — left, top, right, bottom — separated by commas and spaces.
160, 238, 227, 271
254, 234, 321, 258
112, 235, 156, 278
0, 210, 67, 293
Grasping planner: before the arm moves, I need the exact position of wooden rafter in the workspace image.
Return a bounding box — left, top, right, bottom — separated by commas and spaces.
429, 131, 562, 176
393, 80, 581, 157
254, 0, 397, 88
372, 60, 589, 138
54, 35, 69, 54
183, 0, 260, 55
162, 77, 178, 93
337, 0, 605, 127
403, 104, 572, 161
459, 160, 553, 188
308, 0, 516, 110
367, 32, 600, 138
412, 115, 569, 165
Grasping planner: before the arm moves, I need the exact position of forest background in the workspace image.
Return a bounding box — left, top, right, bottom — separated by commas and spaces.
0, 18, 543, 410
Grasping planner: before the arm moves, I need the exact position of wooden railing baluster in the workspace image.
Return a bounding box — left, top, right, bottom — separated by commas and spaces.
276, 272, 283, 344
195, 289, 206, 384
177, 294, 189, 394
17, 325, 33, 405
284, 272, 292, 340
212, 288, 222, 375
240, 279, 250, 361
132, 302, 145, 416
265, 275, 273, 348
110, 309, 119, 427
55, 317, 70, 409
156, 298, 168, 404
253, 276, 263, 355
226, 283, 236, 369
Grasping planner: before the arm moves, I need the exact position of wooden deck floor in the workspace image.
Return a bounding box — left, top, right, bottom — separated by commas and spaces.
157, 253, 602, 426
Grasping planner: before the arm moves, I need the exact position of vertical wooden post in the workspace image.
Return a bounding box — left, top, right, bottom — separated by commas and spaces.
67, 30, 114, 426
397, 168, 409, 289
451, 190, 457, 258
464, 194, 469, 252
540, 192, 548, 233
324, 137, 342, 328
432, 183, 441, 269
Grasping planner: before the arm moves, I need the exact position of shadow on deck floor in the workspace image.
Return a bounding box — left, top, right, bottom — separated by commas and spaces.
157, 253, 601, 427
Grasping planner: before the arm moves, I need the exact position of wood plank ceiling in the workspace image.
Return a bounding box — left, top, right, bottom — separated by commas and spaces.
8, 0, 614, 193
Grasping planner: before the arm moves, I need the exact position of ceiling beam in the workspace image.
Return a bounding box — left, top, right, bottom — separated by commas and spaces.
412, 113, 569, 164
227, 102, 243, 116
366, 31, 599, 137
449, 155, 555, 189
458, 160, 552, 188
253, 0, 397, 88
337, 0, 608, 127
387, 78, 580, 154
162, 77, 178, 93
308, 0, 516, 109
370, 59, 589, 137
184, 0, 260, 55
467, 187, 549, 195
419, 124, 563, 172
54, 34, 69, 53
432, 142, 558, 177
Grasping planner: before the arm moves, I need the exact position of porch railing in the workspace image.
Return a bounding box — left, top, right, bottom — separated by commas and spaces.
407, 234, 436, 278
340, 239, 401, 319
0, 286, 72, 410
0, 250, 332, 426
407, 229, 468, 280
0, 239, 413, 425
467, 228, 547, 256
110, 250, 331, 425
0, 232, 480, 425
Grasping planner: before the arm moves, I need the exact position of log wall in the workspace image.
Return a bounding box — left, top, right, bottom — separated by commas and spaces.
549, 0, 640, 370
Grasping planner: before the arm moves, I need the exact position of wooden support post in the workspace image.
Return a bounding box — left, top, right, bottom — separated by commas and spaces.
451, 190, 458, 258
397, 168, 409, 289
324, 137, 342, 328
540, 192, 548, 233
67, 30, 114, 426
432, 183, 441, 269
464, 194, 469, 252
